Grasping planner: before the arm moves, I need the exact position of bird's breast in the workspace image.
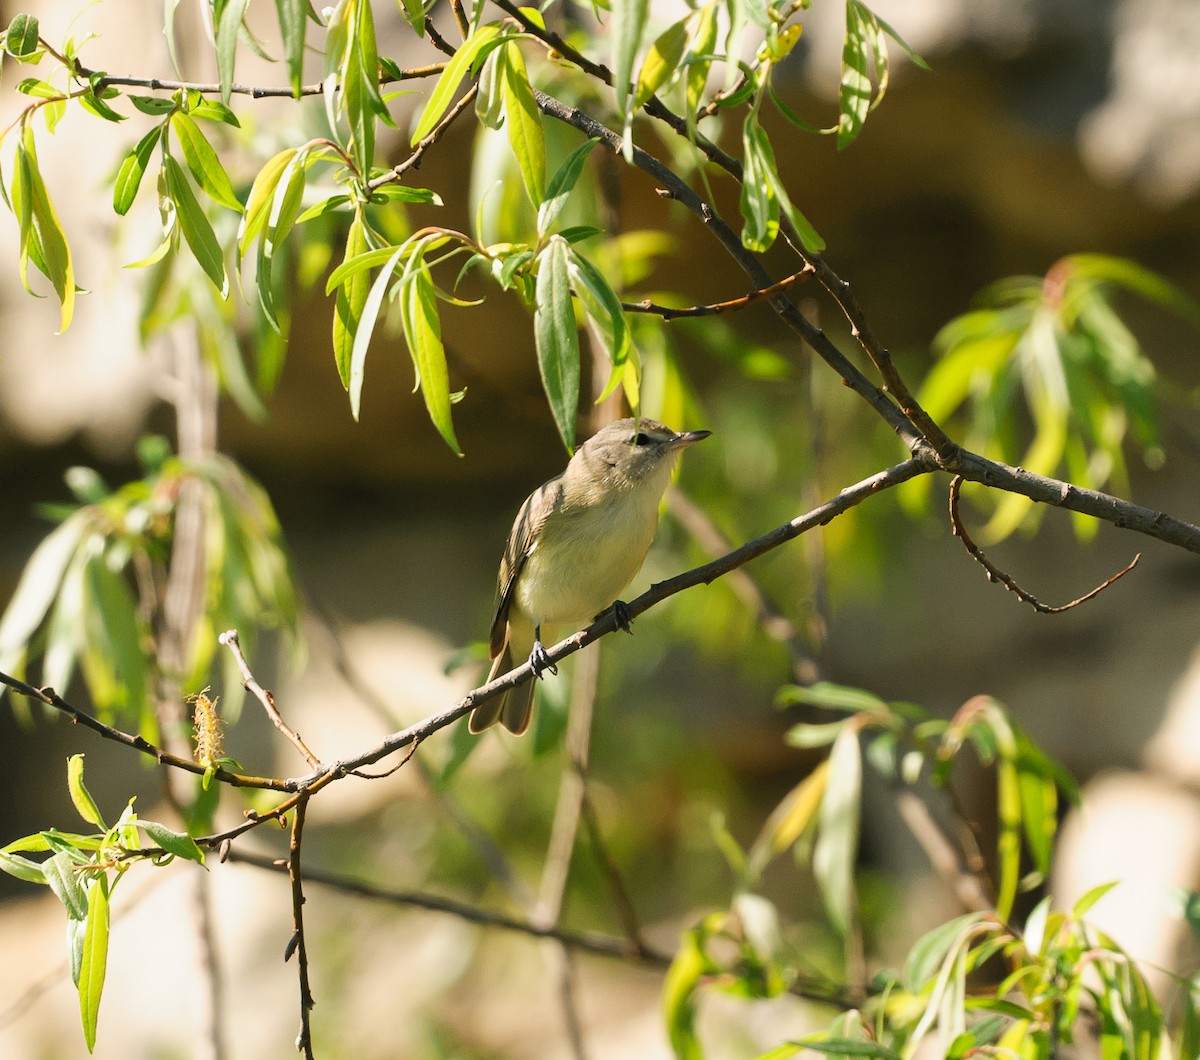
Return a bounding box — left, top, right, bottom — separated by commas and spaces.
515, 490, 662, 626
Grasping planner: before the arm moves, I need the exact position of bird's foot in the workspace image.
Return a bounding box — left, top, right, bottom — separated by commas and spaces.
529, 638, 557, 678
610, 599, 634, 635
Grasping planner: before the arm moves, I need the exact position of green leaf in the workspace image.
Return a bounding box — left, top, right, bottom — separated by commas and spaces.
740, 119, 779, 252
1074, 880, 1119, 918
164, 154, 229, 296
748, 760, 829, 879
348, 243, 406, 420
332, 212, 369, 389
237, 147, 296, 262
17, 129, 76, 331
44, 850, 88, 921
788, 1040, 901, 1059
67, 754, 106, 830
662, 928, 707, 1060
612, 0, 649, 121
0, 512, 87, 675
81, 551, 146, 718
534, 236, 581, 452
275, 0, 307, 95
837, 1, 873, 150
499, 42, 546, 207
215, 0, 251, 103
138, 820, 206, 864
0, 849, 46, 884
565, 247, 629, 372
410, 23, 500, 144
171, 112, 243, 212
904, 912, 988, 990
79, 88, 126, 124
401, 265, 462, 455
113, 125, 162, 216
538, 138, 598, 237
633, 15, 689, 110
129, 94, 177, 115
812, 725, 862, 938
5, 13, 39, 57
78, 876, 110, 1052
777, 681, 890, 715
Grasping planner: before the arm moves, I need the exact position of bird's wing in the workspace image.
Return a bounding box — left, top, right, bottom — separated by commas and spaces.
489, 476, 561, 658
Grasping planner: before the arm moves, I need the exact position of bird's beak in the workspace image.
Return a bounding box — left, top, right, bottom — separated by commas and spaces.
672, 429, 712, 449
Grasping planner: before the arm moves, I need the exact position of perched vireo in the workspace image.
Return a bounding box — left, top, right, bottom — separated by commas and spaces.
470, 417, 711, 735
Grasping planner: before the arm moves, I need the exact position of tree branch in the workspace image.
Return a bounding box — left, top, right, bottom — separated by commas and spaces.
948, 477, 1142, 612
219, 629, 320, 768
227, 847, 671, 966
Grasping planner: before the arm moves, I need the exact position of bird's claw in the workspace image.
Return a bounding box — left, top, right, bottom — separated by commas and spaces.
611, 599, 634, 634
529, 639, 557, 678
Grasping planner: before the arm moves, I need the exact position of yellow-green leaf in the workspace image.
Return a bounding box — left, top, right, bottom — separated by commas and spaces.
78, 877, 110, 1052
333, 213, 369, 389
411, 23, 500, 144
402, 267, 462, 455
67, 755, 106, 830
499, 42, 545, 206
171, 112, 243, 212
633, 16, 689, 111
534, 236, 580, 452
164, 154, 228, 296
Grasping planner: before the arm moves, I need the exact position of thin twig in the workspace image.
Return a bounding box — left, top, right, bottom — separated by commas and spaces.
579, 792, 649, 956
300, 595, 534, 907
622, 266, 814, 318
367, 82, 479, 190
226, 848, 671, 966
78, 64, 446, 98
219, 629, 321, 768
287, 794, 316, 1060
948, 477, 1142, 613
0, 670, 291, 790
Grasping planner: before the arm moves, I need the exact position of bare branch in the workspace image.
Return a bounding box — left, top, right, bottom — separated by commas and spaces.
948, 476, 1143, 612
286, 795, 316, 1060
219, 629, 320, 768
226, 847, 672, 966
0, 671, 291, 790
623, 266, 815, 319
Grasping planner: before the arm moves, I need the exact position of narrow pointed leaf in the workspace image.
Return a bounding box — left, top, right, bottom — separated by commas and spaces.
237, 147, 296, 261
348, 244, 406, 420
812, 725, 862, 937
534, 236, 580, 452
215, 0, 251, 103
67, 755, 106, 830
139, 820, 206, 864
612, 0, 649, 120
538, 137, 598, 236
499, 42, 545, 206
113, 125, 162, 215
403, 268, 462, 455
332, 212, 369, 388
275, 0, 307, 95
410, 24, 500, 144
633, 16, 689, 111
171, 112, 243, 212
78, 877, 110, 1052
164, 155, 228, 296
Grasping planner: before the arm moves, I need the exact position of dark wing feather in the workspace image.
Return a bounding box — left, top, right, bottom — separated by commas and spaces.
488, 476, 561, 657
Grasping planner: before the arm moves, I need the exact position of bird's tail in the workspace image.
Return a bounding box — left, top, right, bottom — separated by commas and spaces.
468, 642, 537, 735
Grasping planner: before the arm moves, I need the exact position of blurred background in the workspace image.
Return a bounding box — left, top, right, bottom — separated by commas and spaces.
2, 0, 1200, 1056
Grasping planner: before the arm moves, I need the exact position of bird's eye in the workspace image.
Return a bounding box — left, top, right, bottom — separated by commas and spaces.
632, 431, 652, 447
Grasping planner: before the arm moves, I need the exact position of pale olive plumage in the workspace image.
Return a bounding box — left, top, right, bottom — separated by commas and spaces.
470, 418, 711, 735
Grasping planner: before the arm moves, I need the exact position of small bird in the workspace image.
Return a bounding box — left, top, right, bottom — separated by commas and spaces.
469, 417, 711, 735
